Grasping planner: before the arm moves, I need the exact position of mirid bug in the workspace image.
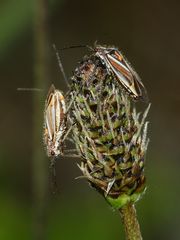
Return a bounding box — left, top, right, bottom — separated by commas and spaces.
94, 45, 148, 101
59, 43, 148, 101
44, 45, 79, 161
43, 84, 67, 158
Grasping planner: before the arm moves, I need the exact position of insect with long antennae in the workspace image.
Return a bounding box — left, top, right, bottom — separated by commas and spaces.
43, 45, 81, 192
17, 45, 78, 193
93, 45, 148, 102
59, 43, 148, 102
17, 44, 75, 155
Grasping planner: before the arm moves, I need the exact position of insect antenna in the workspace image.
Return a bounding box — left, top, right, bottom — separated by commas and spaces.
17, 87, 43, 92
58, 44, 94, 52
52, 44, 70, 88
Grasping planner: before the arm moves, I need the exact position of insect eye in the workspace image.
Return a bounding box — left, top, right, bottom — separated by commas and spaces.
50, 150, 55, 156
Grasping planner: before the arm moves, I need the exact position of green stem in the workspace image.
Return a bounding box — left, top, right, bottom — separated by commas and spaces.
119, 203, 143, 240
32, 0, 50, 239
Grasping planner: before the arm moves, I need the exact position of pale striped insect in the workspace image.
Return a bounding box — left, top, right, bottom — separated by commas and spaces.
43, 84, 67, 158
18, 46, 77, 193
43, 84, 68, 193
94, 45, 148, 101
18, 84, 67, 157
59, 44, 148, 101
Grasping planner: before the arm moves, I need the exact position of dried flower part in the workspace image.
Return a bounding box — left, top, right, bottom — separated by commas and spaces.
69, 55, 150, 209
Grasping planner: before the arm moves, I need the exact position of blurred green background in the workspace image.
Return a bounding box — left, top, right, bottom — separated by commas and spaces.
0, 0, 180, 239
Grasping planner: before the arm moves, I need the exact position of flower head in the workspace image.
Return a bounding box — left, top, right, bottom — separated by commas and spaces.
69, 54, 150, 209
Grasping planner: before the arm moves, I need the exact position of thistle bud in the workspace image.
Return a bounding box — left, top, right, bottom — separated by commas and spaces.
69, 54, 150, 209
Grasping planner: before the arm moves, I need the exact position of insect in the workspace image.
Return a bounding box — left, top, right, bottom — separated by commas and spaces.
93, 45, 148, 101
59, 44, 148, 101
18, 84, 67, 157
43, 84, 69, 193
43, 84, 67, 158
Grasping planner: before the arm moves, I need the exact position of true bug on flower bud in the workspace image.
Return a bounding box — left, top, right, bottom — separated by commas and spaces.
43, 83, 72, 194
17, 84, 67, 193
93, 45, 148, 102
60, 44, 148, 101
43, 45, 78, 161
43, 84, 67, 158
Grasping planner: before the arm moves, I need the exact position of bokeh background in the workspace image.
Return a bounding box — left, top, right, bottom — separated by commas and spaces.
0, 0, 180, 239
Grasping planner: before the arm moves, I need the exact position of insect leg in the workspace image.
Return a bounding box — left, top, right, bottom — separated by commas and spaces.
49, 157, 58, 194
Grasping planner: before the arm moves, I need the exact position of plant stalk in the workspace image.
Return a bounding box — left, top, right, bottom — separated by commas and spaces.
119, 203, 143, 240
32, 0, 50, 239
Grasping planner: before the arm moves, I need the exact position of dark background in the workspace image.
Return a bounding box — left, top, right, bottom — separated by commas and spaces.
0, 0, 180, 239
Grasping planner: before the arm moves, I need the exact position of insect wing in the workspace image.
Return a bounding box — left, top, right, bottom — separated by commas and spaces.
122, 55, 148, 102
44, 84, 66, 157
45, 85, 56, 141
106, 50, 148, 101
